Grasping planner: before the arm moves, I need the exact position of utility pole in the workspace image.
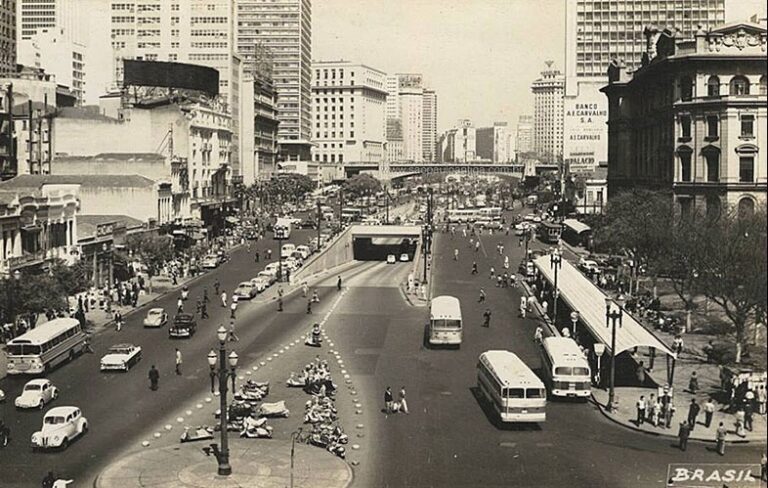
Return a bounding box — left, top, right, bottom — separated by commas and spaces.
316, 201, 322, 248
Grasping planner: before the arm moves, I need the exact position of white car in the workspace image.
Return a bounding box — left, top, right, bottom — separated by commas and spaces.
15, 379, 58, 410
400, 253, 410, 262
143, 308, 168, 328
250, 276, 272, 292
579, 259, 602, 276
201, 254, 220, 269
386, 254, 396, 264
234, 281, 258, 299
100, 344, 142, 372
31, 406, 88, 450
257, 270, 277, 285
295, 245, 311, 259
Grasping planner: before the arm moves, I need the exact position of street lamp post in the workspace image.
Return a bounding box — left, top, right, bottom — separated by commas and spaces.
207, 326, 239, 476
316, 201, 322, 251
524, 228, 532, 260
570, 310, 580, 338
605, 295, 625, 412
550, 248, 562, 327
290, 427, 303, 488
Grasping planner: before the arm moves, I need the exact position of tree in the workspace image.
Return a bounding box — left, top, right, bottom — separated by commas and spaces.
15, 274, 67, 327
342, 174, 382, 199
695, 205, 767, 363
126, 233, 175, 292
49, 259, 91, 298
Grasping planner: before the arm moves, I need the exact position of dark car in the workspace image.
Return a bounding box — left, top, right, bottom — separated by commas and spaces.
169, 314, 197, 338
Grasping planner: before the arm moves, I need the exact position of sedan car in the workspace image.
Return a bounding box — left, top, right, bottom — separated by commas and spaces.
234, 281, 258, 300
201, 254, 221, 269
400, 253, 410, 262
250, 276, 272, 292
143, 307, 168, 328
31, 406, 88, 450
100, 344, 142, 372
257, 270, 277, 285
169, 314, 197, 338
15, 379, 58, 410
386, 254, 396, 264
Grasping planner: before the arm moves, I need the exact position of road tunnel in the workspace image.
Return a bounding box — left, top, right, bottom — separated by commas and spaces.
353, 237, 418, 261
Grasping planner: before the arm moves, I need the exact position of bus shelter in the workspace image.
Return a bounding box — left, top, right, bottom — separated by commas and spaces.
533, 255, 677, 384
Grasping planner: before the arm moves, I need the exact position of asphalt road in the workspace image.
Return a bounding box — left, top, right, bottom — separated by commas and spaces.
0, 226, 338, 486
325, 207, 767, 488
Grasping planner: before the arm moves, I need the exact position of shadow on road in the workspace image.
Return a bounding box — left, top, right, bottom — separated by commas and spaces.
469, 386, 543, 431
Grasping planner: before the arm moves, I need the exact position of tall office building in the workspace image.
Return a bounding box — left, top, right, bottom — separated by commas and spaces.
1, 0, 16, 75
563, 0, 726, 175
422, 88, 437, 162
17, 0, 82, 41
476, 122, 510, 163
386, 73, 425, 163
516, 115, 534, 156
531, 63, 564, 161
236, 0, 312, 162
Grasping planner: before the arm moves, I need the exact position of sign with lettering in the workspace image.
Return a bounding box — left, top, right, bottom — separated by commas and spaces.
563, 81, 608, 176
666, 464, 762, 487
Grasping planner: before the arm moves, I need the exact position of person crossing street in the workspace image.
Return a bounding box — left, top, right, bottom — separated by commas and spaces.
221, 291, 227, 308
482, 309, 491, 328
175, 349, 182, 375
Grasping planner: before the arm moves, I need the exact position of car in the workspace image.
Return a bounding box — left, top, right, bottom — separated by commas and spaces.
15, 379, 58, 409
295, 245, 311, 259
400, 253, 410, 262
257, 270, 277, 285
284, 256, 300, 270
100, 344, 142, 372
169, 314, 197, 338
290, 250, 306, 263
234, 281, 258, 299
486, 221, 503, 230
31, 406, 88, 450
143, 308, 168, 328
250, 276, 272, 292
386, 254, 396, 264
300, 219, 316, 229
201, 254, 221, 269
578, 258, 602, 276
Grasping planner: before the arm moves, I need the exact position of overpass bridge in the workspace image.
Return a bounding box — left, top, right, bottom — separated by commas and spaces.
342, 162, 559, 181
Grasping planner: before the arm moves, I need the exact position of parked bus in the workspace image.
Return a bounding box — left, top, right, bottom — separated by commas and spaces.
447, 209, 480, 223
5, 318, 87, 375
537, 221, 562, 244
478, 207, 502, 221
428, 296, 463, 347
477, 350, 547, 423
539, 337, 591, 399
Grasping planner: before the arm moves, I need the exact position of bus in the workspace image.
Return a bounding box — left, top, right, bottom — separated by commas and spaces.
478, 207, 502, 221
477, 350, 547, 423
537, 221, 562, 244
428, 296, 462, 347
5, 318, 88, 375
341, 207, 363, 222
539, 337, 591, 399
447, 209, 480, 224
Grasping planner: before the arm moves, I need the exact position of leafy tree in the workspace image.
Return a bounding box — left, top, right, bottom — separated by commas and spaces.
49, 259, 91, 297
15, 274, 67, 327
342, 174, 382, 199
126, 233, 175, 292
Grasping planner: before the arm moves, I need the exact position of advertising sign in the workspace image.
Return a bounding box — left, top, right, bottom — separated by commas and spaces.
666, 464, 762, 487
563, 81, 608, 176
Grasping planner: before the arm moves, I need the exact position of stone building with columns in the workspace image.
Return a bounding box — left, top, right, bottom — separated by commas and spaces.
602, 22, 767, 217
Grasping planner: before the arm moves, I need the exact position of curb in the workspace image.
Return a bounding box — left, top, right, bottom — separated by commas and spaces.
590, 393, 766, 445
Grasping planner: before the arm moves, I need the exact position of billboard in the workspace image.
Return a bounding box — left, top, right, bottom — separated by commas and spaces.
563, 80, 608, 176
123, 59, 219, 97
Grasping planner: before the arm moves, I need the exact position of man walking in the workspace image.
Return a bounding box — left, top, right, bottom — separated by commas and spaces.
520, 296, 527, 318
704, 397, 715, 428
228, 319, 239, 342
200, 301, 209, 319
175, 349, 182, 375
716, 422, 727, 456
678, 420, 691, 451
384, 386, 394, 414
687, 398, 701, 431
337, 276, 342, 291
307, 299, 313, 314
148, 365, 160, 391
230, 299, 238, 320
221, 291, 227, 308
399, 386, 409, 414
483, 309, 492, 328
214, 280, 220, 297
478, 288, 486, 303
471, 262, 478, 275
636, 395, 647, 426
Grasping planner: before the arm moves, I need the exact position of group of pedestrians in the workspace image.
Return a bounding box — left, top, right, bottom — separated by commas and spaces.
383, 386, 409, 415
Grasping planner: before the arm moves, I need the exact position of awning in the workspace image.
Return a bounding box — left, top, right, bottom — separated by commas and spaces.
533, 255, 676, 358
225, 216, 240, 224
562, 218, 591, 234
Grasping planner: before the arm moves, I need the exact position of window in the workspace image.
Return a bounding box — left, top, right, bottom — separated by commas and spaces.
706, 116, 718, 138
760, 76, 767, 96
680, 115, 691, 139
707, 76, 720, 97
679, 150, 692, 182
705, 151, 719, 182
729, 76, 750, 95
739, 156, 754, 183
741, 115, 754, 137
738, 197, 755, 218
680, 76, 693, 101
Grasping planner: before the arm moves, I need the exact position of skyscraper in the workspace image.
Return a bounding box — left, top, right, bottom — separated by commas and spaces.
236, 0, 312, 162
422, 89, 437, 162
563, 0, 726, 175
0, 0, 16, 75
531, 63, 564, 161
17, 0, 81, 42
516, 115, 534, 156
386, 73, 425, 163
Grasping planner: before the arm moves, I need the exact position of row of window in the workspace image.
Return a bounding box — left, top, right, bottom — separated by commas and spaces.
679, 151, 755, 184
315, 131, 355, 139
681, 75, 767, 100
679, 113, 755, 139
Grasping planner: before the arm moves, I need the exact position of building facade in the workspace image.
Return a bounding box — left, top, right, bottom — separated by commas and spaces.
476, 122, 510, 163
515, 114, 534, 156
602, 22, 767, 216
18, 28, 86, 105
422, 89, 437, 162
0, 0, 16, 75
17, 0, 82, 41
235, 0, 312, 161
563, 0, 727, 177
311, 61, 386, 171
531, 64, 564, 161
386, 73, 425, 163
441, 120, 477, 163
240, 73, 278, 184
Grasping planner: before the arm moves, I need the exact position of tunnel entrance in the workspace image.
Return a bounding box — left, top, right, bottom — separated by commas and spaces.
353, 237, 418, 261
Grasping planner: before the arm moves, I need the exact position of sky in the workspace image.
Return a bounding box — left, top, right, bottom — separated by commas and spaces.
313, 0, 767, 133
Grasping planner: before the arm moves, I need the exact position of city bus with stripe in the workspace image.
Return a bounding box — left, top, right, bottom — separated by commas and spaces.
539, 337, 591, 399
428, 295, 462, 347
5, 318, 88, 375
477, 350, 546, 423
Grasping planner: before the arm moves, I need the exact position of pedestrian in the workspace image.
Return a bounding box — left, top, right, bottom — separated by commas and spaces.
636, 395, 647, 426
761, 452, 767, 482
312, 289, 320, 303
688, 371, 699, 393
201, 301, 209, 319
203, 288, 210, 303
651, 398, 662, 427
636, 361, 647, 385
277, 297, 283, 312
221, 291, 227, 308
520, 296, 527, 318
704, 397, 715, 428
716, 422, 727, 455
302, 282, 309, 297
148, 365, 160, 391
534, 326, 543, 344
744, 402, 754, 432
758, 385, 767, 415
399, 386, 409, 414
255, 251, 260, 263
337, 275, 342, 291
673, 334, 684, 355
475, 241, 480, 253
541, 300, 549, 316
478, 288, 486, 303
214, 280, 220, 296
687, 398, 700, 431
527, 295, 535, 313
504, 256, 509, 269
114, 311, 123, 332
177, 298, 184, 314
483, 309, 491, 328
228, 319, 239, 342
230, 300, 237, 319
471, 262, 478, 275
489, 266, 495, 279
384, 386, 394, 414
175, 348, 182, 375
678, 420, 691, 451
83, 335, 94, 354
454, 248, 459, 261
307, 300, 313, 314
42, 472, 56, 488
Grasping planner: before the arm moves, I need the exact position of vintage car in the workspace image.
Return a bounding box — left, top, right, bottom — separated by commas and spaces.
100, 344, 142, 372
234, 281, 258, 300
169, 314, 197, 338
31, 406, 88, 450
201, 254, 221, 269
256, 270, 277, 285
143, 308, 168, 328
399, 253, 410, 262
250, 276, 272, 292
386, 254, 396, 264
15, 379, 58, 409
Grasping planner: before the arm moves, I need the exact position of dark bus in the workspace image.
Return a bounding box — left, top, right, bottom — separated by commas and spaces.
537, 221, 562, 244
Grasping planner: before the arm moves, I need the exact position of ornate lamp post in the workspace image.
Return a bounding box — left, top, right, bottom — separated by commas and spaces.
207, 326, 238, 476
570, 310, 580, 338
605, 295, 625, 412
550, 248, 562, 326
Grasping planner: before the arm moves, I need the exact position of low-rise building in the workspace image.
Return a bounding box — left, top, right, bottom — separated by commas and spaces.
602, 22, 767, 215
76, 214, 144, 288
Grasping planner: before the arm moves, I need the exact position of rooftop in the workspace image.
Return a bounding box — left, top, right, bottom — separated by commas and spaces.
0, 174, 156, 190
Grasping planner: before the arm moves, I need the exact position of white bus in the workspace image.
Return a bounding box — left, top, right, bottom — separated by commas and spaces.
477, 350, 546, 423
539, 337, 591, 399
447, 209, 480, 224
428, 296, 462, 347
5, 318, 88, 375
479, 207, 502, 221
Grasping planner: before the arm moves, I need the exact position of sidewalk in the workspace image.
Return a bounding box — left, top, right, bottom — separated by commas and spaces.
95, 439, 352, 488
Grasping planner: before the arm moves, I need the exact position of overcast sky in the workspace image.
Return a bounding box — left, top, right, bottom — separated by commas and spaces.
314, 0, 767, 133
